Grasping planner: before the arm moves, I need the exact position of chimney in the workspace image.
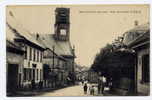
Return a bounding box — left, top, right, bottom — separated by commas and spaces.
36, 33, 39, 40
134, 20, 138, 26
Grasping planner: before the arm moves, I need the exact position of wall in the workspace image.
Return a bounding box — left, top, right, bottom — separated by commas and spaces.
6, 51, 24, 88
137, 48, 150, 95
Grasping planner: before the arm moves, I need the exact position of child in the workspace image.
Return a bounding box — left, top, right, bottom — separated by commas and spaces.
90, 85, 95, 95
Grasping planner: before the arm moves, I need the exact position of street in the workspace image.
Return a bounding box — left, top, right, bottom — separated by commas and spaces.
38, 84, 100, 96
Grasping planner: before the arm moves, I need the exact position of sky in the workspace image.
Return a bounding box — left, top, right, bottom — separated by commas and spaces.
6, 5, 149, 67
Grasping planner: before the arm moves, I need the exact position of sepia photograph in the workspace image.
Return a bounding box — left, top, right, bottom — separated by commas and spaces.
6, 4, 150, 97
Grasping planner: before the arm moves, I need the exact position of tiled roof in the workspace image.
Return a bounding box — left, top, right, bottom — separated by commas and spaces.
6, 13, 45, 49
37, 34, 73, 56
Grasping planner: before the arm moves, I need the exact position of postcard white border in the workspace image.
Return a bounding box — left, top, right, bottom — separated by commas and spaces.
0, 0, 151, 100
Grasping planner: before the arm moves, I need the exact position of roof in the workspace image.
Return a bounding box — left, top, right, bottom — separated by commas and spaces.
6, 40, 24, 51
6, 23, 19, 43
123, 23, 150, 46
128, 32, 150, 48
36, 34, 73, 57
126, 23, 149, 33
6, 24, 24, 51
6, 11, 74, 57
6, 12, 45, 49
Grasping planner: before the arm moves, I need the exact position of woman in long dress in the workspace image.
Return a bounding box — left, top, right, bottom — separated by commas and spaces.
83, 83, 88, 94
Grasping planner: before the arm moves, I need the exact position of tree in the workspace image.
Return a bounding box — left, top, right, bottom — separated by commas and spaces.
91, 44, 113, 74
91, 35, 128, 77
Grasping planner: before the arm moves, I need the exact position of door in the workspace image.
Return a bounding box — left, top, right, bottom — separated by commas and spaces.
33, 69, 35, 81
142, 54, 149, 83
7, 64, 19, 93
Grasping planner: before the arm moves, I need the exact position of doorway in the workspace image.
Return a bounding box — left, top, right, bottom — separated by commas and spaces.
142, 54, 149, 83
7, 64, 19, 93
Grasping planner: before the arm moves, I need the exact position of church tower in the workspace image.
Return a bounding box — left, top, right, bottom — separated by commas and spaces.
54, 8, 70, 41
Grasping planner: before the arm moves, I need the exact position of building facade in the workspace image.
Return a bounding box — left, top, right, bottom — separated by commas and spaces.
88, 69, 99, 83
37, 7, 76, 87
6, 40, 24, 94
6, 11, 45, 90
123, 23, 150, 95
21, 42, 45, 89
42, 48, 68, 88
6, 7, 76, 94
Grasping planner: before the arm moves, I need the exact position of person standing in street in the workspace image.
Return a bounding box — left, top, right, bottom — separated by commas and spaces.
98, 76, 102, 94
89, 85, 95, 95
83, 83, 88, 94
101, 76, 106, 94
81, 80, 84, 85
98, 82, 101, 94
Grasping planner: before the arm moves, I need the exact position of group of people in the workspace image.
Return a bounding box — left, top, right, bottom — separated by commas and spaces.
83, 76, 107, 96
83, 83, 96, 95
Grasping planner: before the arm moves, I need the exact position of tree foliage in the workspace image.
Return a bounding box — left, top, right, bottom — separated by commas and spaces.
91, 37, 133, 78
91, 44, 113, 75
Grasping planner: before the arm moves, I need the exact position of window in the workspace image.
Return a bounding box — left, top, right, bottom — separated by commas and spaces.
29, 69, 32, 81
40, 52, 43, 62
24, 46, 27, 59
40, 69, 42, 81
23, 68, 27, 81
32, 69, 35, 80
23, 68, 32, 81
40, 69, 41, 81
37, 50, 39, 62
39, 51, 41, 62
33, 49, 35, 61
29, 47, 32, 60
37, 69, 39, 80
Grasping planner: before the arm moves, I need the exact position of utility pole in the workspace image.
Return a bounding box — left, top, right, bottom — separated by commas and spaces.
52, 45, 55, 69
72, 45, 75, 84
52, 45, 55, 88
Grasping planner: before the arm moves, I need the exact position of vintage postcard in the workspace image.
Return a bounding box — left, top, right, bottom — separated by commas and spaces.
5, 4, 150, 97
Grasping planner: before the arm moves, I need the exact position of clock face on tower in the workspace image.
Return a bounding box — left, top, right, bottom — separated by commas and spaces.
60, 29, 66, 36
54, 8, 70, 41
